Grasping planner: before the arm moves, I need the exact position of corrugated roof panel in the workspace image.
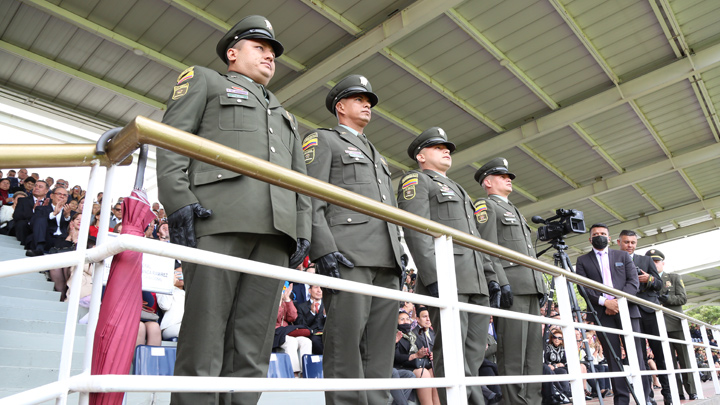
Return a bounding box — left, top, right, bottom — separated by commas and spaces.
119, 103, 159, 125
30, 69, 72, 100
592, 186, 658, 220
2, 3, 48, 49
103, 50, 150, 85
502, 147, 571, 200
567, 198, 618, 227
568, 0, 673, 77
635, 81, 716, 153
57, 29, 106, 72
0, 1, 22, 35
532, 55, 609, 104
114, 0, 168, 42
578, 104, 666, 169
28, 17, 77, 59
6, 60, 49, 94
523, 127, 616, 186
56, 0, 101, 18
700, 65, 720, 120
337, 0, 414, 29
682, 159, 720, 198
134, 6, 193, 52
637, 171, 698, 210
126, 63, 173, 98
86, 0, 135, 29
671, 0, 720, 50
55, 78, 97, 108
0, 51, 22, 85
158, 19, 217, 65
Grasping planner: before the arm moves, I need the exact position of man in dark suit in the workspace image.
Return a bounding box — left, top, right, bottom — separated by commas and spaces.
303, 75, 405, 405
12, 180, 50, 246
156, 15, 311, 405
25, 186, 72, 256
576, 223, 651, 405
648, 249, 698, 400
295, 285, 325, 354
617, 230, 669, 403
398, 127, 494, 405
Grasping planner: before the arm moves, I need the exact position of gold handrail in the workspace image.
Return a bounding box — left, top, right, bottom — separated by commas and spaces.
0, 144, 132, 168
2, 115, 715, 329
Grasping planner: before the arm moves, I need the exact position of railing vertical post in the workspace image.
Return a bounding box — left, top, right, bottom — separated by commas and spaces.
656, 308, 680, 403
79, 164, 117, 405
434, 235, 467, 405
553, 275, 586, 403
702, 326, 720, 395
56, 161, 102, 405
617, 297, 645, 403
682, 319, 704, 398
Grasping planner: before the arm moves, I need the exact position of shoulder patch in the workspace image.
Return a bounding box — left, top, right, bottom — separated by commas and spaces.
402, 185, 416, 200
172, 83, 189, 100
176, 67, 194, 85
303, 132, 318, 151
401, 173, 419, 189
476, 211, 488, 224
474, 200, 488, 223
304, 147, 315, 164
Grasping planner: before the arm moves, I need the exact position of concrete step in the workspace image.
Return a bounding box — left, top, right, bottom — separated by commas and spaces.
0, 295, 69, 312
0, 285, 61, 301
0, 330, 85, 352
0, 317, 86, 336
0, 347, 85, 368
0, 366, 82, 389
0, 274, 54, 290
0, 304, 69, 322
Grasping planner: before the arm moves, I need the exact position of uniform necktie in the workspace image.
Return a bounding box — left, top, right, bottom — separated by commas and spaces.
257, 83, 269, 103
359, 133, 369, 148
599, 251, 615, 300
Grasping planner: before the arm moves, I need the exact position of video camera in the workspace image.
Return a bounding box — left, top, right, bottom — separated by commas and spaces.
532, 209, 586, 242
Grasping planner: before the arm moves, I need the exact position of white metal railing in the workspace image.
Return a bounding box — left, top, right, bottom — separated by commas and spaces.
1, 152, 719, 405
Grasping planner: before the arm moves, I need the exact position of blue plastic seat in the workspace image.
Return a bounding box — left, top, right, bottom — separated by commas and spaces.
267, 352, 294, 378
301, 354, 323, 378
133, 345, 177, 376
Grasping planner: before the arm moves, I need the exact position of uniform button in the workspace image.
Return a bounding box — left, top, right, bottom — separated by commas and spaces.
236, 99, 243, 103
468, 214, 471, 219
375, 164, 378, 168
217, 174, 222, 179
269, 128, 274, 134
377, 179, 382, 184
267, 109, 271, 115
471, 230, 474, 235
347, 218, 352, 223
270, 146, 276, 153
382, 195, 386, 200
448, 196, 453, 199
355, 158, 360, 161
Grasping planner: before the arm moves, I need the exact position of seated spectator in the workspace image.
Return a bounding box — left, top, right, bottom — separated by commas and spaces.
2, 191, 26, 236
294, 285, 325, 354
395, 311, 440, 405
20, 176, 36, 196
157, 267, 185, 340
30, 172, 40, 180
48, 212, 82, 300
585, 329, 610, 398
89, 210, 101, 238
137, 290, 162, 347
0, 178, 12, 206
6, 170, 19, 191
391, 326, 417, 405
45, 177, 54, 188
65, 235, 95, 307
274, 284, 312, 376
544, 328, 572, 399
401, 301, 418, 330
12, 180, 50, 246
109, 203, 122, 229
25, 185, 72, 256
70, 185, 84, 202
291, 259, 314, 304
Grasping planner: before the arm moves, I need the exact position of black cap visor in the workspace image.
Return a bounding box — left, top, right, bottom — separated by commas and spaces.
331, 86, 378, 114
413, 138, 456, 160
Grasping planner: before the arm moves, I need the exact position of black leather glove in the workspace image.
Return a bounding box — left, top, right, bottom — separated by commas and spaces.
658, 294, 669, 304
540, 292, 548, 308
168, 203, 212, 248
488, 281, 501, 309
289, 238, 310, 269
426, 282, 439, 298
500, 284, 514, 309
316, 251, 354, 294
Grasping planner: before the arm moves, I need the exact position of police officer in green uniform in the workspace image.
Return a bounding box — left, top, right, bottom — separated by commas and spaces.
156, 15, 311, 405
397, 127, 497, 405
473, 158, 545, 405
647, 249, 698, 401
303, 75, 405, 405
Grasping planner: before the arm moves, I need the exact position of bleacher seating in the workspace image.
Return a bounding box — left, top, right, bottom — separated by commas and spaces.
301, 354, 323, 379
267, 352, 294, 378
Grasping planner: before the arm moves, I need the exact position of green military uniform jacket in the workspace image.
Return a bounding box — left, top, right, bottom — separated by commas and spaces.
473, 195, 545, 296
660, 272, 687, 332
156, 66, 311, 243
397, 170, 493, 295
303, 126, 403, 270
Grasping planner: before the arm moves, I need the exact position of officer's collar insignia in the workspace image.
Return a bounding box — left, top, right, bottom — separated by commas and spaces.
359, 76, 369, 87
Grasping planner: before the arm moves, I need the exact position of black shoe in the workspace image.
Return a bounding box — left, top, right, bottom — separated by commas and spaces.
488, 393, 503, 405
26, 249, 44, 257
679, 394, 686, 400
690, 394, 698, 400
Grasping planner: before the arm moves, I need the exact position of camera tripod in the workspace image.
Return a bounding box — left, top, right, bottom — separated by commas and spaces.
541, 237, 642, 405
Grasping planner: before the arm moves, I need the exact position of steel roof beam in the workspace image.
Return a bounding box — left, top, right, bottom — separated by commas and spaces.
678, 169, 704, 200
450, 40, 720, 169
628, 100, 672, 157
274, 0, 466, 106
631, 184, 664, 211
297, 0, 363, 36
569, 123, 623, 173
0, 40, 164, 110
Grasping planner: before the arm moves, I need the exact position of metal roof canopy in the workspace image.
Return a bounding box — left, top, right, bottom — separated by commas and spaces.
1, 0, 720, 302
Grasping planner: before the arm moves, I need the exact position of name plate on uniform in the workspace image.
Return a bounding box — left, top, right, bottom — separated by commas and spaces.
102, 233, 175, 295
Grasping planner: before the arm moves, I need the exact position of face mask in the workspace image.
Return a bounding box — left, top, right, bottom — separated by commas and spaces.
591, 235, 608, 250
398, 323, 412, 334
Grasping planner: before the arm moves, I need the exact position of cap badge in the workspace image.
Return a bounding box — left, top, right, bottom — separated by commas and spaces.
438, 128, 445, 137
265, 19, 273, 30
359, 76, 369, 87
502, 158, 508, 167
